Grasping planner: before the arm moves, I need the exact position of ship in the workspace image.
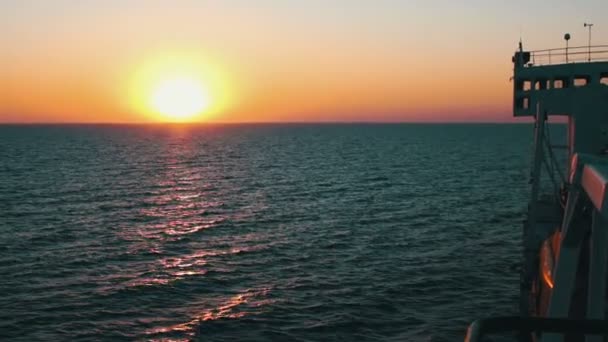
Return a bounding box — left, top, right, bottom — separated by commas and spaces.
465, 34, 608, 341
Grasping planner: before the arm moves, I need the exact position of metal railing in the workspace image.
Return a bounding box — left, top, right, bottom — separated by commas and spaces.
465, 317, 608, 342
527, 45, 608, 66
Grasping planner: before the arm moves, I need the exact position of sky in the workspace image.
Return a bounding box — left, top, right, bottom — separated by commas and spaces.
2, 0, 607, 123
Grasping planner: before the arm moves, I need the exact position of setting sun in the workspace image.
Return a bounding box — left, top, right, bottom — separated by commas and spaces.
128, 52, 233, 122
149, 76, 210, 121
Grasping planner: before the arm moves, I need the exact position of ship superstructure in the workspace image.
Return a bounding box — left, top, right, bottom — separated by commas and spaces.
466, 40, 608, 341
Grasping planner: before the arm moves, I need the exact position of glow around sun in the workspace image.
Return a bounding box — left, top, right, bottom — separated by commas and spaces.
129, 53, 232, 122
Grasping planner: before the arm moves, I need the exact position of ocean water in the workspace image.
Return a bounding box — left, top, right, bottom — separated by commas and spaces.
0, 124, 536, 341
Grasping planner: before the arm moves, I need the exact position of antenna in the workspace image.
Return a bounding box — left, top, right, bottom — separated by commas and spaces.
584, 22, 594, 62
564, 33, 571, 63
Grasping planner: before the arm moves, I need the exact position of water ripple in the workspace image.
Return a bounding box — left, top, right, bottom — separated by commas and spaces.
0, 124, 543, 341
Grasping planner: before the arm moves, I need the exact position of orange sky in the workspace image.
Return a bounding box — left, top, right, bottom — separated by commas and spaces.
2, 1, 606, 123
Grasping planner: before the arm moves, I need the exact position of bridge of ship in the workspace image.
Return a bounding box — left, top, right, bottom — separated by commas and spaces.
513, 45, 608, 119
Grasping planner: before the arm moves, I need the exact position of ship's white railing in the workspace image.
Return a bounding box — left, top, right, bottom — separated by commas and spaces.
528, 45, 608, 66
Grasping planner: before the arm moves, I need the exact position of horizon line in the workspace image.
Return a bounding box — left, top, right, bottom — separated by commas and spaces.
0, 121, 535, 125
0, 119, 536, 125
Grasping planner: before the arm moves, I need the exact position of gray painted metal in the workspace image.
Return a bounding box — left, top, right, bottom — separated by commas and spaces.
582, 163, 608, 214
587, 211, 608, 342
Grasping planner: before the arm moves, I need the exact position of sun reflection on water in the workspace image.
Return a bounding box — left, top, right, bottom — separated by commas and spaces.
107, 128, 274, 340
144, 287, 274, 341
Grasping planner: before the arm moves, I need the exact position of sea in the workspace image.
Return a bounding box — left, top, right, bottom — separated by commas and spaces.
0, 123, 543, 341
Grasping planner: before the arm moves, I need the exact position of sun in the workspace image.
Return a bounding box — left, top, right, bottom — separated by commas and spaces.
128, 52, 234, 123
149, 76, 210, 121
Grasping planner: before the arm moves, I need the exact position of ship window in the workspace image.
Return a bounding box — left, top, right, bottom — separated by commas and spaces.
535, 79, 549, 90
516, 79, 531, 91
553, 78, 569, 89
601, 73, 608, 85
574, 76, 589, 87
515, 96, 530, 110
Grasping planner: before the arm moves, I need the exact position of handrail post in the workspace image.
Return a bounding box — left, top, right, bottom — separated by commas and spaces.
584, 23, 594, 62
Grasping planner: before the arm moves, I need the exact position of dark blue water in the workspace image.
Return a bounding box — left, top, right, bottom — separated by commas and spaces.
0, 124, 534, 341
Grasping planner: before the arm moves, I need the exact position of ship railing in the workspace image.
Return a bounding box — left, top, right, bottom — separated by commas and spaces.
465, 316, 608, 342
527, 45, 608, 66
